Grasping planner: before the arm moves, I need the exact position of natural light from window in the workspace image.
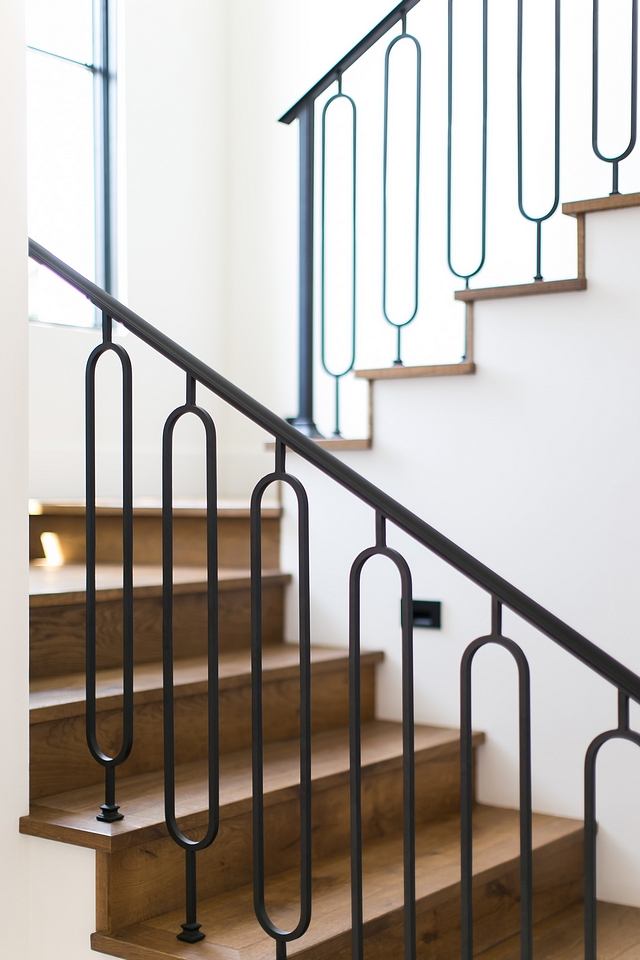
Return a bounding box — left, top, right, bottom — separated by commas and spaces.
27, 0, 97, 327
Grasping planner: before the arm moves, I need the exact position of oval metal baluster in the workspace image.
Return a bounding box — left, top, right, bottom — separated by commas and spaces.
162, 373, 219, 943
349, 512, 415, 960
251, 439, 312, 959
447, 0, 488, 288
85, 311, 134, 822
460, 598, 532, 960
517, 0, 561, 281
593, 0, 638, 195
321, 77, 357, 438
584, 691, 640, 960
383, 14, 422, 366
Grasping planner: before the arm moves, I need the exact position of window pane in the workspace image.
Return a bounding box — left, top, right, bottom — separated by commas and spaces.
27, 0, 93, 65
27, 51, 96, 326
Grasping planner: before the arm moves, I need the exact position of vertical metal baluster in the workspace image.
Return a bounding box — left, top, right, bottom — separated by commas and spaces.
398, 524, 416, 960
517, 634, 533, 960
252, 438, 312, 958
584, 716, 601, 960
584, 691, 636, 960
291, 101, 322, 438
517, 0, 561, 281
593, 0, 638, 195
349, 542, 364, 960
447, 0, 488, 288
85, 310, 134, 821
349, 513, 414, 958
383, 18, 422, 366
320, 75, 357, 438
460, 625, 475, 960
162, 372, 219, 943
461, 598, 532, 960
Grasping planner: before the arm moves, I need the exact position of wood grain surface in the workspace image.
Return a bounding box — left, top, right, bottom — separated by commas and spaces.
28, 649, 382, 797
24, 719, 472, 848
355, 362, 475, 380
30, 510, 280, 568
91, 805, 583, 958
30, 568, 289, 678
455, 277, 587, 302
562, 192, 640, 216
91, 725, 483, 932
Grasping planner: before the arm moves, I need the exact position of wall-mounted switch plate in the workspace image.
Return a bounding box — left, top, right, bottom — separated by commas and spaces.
402, 599, 441, 629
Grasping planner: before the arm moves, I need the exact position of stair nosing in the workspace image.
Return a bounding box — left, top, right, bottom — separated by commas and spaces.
29, 647, 385, 723
29, 567, 290, 608
21, 721, 483, 852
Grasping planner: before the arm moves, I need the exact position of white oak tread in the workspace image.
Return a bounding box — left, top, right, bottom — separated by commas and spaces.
29, 646, 385, 723
29, 564, 290, 607
355, 362, 475, 380
29, 499, 281, 519
21, 720, 479, 852
455, 277, 587, 302
562, 192, 640, 217
91, 805, 583, 960
476, 900, 640, 959
265, 439, 372, 452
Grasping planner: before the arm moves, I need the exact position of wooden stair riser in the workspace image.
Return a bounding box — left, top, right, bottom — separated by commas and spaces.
30, 514, 280, 569
30, 661, 377, 797
96, 745, 473, 933
30, 582, 285, 680
303, 834, 584, 960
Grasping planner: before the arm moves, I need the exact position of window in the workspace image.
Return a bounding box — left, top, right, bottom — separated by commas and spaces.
27, 0, 116, 327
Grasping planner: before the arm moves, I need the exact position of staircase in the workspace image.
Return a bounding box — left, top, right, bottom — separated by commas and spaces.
17, 500, 639, 959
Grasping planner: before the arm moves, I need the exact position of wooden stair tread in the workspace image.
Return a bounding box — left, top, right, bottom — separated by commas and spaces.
476, 900, 640, 959
21, 720, 476, 851
29, 646, 385, 721
29, 498, 281, 518
29, 564, 290, 607
92, 805, 582, 960
355, 361, 475, 380
455, 277, 587, 302
562, 192, 640, 217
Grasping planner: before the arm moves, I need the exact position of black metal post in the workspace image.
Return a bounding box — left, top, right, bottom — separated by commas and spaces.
291, 100, 322, 437
93, 0, 116, 298
461, 602, 533, 960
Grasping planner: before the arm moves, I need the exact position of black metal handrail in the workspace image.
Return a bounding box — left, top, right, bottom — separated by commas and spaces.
29, 237, 640, 700
30, 237, 640, 958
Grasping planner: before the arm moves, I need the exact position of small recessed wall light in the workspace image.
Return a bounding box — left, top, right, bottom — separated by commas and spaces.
34, 531, 64, 567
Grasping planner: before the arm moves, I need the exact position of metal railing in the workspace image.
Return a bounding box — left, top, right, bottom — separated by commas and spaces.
282, 0, 640, 436
30, 236, 640, 959
279, 0, 423, 437
593, 0, 638, 196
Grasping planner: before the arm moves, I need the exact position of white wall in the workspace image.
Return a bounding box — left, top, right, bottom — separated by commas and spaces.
0, 0, 37, 956
281, 203, 640, 906
218, 0, 640, 904
29, 0, 237, 503
24, 0, 640, 922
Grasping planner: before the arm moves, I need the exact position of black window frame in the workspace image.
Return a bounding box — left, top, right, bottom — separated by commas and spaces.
27, 0, 117, 323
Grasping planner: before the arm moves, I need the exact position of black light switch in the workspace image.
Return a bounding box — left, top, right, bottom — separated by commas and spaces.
402, 599, 441, 629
